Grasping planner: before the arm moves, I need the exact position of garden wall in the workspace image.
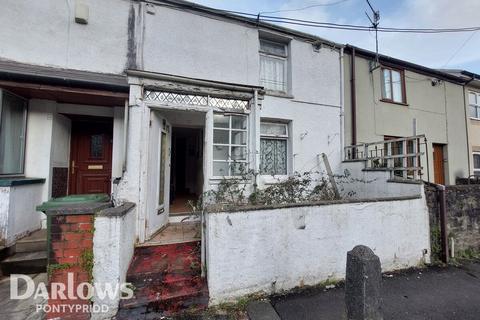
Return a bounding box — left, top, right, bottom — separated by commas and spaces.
205, 192, 431, 303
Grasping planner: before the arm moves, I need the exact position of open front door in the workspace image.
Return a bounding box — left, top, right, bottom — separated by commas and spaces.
146, 113, 172, 238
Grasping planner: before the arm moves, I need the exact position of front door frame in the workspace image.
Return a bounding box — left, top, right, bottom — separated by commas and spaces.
432, 143, 446, 185
68, 116, 113, 195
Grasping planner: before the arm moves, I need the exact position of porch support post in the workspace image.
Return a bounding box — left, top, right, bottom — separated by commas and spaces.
203, 109, 214, 193
116, 81, 150, 243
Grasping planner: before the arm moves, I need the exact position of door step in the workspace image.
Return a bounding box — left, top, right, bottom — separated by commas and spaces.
116, 241, 208, 318
0, 229, 47, 275
1, 251, 47, 275
15, 229, 47, 253
140, 222, 201, 247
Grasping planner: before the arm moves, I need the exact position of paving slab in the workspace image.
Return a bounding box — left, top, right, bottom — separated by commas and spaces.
0, 273, 47, 320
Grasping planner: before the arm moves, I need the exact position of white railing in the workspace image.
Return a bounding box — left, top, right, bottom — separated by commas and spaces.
344, 135, 426, 180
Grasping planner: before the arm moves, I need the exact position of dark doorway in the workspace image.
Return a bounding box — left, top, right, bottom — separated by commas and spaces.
69, 117, 113, 195
170, 127, 203, 213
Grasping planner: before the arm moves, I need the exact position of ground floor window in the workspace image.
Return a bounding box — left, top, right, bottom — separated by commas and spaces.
474, 152, 480, 176
213, 113, 248, 177
0, 90, 27, 176
260, 121, 288, 175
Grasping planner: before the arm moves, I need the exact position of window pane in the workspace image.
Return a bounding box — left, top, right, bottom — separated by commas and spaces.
0, 92, 26, 175
382, 69, 392, 100
213, 145, 229, 161
231, 162, 248, 176
231, 131, 247, 145
392, 70, 403, 103
471, 105, 479, 118
260, 40, 286, 56
232, 116, 247, 130
213, 162, 229, 176
260, 122, 287, 136
260, 138, 287, 175
213, 129, 229, 144
213, 114, 229, 128
90, 135, 103, 158
469, 93, 477, 105
260, 55, 286, 92
474, 154, 480, 169
231, 146, 247, 160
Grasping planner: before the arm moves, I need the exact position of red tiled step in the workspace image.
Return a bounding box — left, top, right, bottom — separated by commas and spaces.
118, 240, 208, 317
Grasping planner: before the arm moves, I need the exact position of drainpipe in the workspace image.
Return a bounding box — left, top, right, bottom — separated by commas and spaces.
350, 47, 357, 147
463, 77, 473, 176
437, 184, 449, 263
339, 47, 345, 159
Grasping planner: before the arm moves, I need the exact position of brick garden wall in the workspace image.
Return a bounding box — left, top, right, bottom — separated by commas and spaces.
425, 184, 480, 257
47, 213, 94, 320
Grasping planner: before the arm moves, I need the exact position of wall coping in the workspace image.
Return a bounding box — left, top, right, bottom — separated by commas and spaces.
96, 202, 136, 218
45, 202, 112, 216
0, 177, 46, 187
206, 195, 423, 214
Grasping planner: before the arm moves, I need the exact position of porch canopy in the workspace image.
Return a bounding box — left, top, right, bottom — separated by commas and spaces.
0, 59, 128, 106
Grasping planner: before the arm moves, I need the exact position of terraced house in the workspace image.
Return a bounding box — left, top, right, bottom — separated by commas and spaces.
0, 0, 475, 319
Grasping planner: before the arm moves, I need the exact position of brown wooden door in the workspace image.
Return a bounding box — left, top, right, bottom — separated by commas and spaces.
433, 144, 445, 185
69, 120, 113, 195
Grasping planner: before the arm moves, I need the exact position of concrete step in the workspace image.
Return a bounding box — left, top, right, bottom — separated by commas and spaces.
16, 229, 47, 253
1, 251, 47, 275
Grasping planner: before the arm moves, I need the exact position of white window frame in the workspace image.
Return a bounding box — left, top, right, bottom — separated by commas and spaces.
260, 122, 289, 177
469, 91, 480, 120
0, 89, 28, 177
212, 113, 249, 178
259, 39, 288, 93
474, 152, 480, 176
381, 67, 406, 104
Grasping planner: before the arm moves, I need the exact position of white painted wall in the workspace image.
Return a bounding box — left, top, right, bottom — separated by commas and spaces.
25, 100, 56, 201
112, 107, 125, 179
0, 0, 130, 74
339, 161, 423, 199
92, 205, 136, 320
206, 192, 430, 303
143, 6, 260, 86
0, 185, 43, 247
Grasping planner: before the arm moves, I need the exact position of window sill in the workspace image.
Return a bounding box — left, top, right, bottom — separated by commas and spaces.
0, 177, 46, 187
470, 117, 480, 121
260, 175, 289, 185
265, 90, 294, 99
380, 99, 409, 107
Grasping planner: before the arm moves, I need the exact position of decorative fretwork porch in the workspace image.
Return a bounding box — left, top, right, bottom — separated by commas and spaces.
344, 135, 427, 180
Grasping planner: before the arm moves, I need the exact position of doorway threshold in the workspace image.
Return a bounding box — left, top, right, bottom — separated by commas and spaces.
138, 222, 200, 247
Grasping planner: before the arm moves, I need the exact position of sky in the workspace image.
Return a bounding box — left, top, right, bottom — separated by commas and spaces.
192, 0, 480, 74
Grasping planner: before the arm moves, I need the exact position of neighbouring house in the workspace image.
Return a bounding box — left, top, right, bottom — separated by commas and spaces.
440, 70, 480, 178
343, 45, 470, 185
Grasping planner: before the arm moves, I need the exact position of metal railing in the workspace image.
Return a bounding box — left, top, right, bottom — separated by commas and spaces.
345, 135, 426, 180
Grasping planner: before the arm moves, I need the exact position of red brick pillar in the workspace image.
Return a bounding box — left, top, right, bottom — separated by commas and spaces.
46, 211, 96, 320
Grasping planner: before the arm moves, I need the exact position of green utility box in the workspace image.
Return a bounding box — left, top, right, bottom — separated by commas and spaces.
36, 194, 110, 212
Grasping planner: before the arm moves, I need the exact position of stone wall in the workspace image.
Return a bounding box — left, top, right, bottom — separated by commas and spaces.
425, 184, 480, 256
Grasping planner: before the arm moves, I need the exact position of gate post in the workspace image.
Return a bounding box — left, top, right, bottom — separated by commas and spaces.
345, 245, 383, 320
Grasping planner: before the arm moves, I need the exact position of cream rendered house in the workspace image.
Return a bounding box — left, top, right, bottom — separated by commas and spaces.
343, 45, 470, 185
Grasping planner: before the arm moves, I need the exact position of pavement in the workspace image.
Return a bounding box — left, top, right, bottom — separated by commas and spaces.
252, 262, 480, 320
0, 273, 46, 320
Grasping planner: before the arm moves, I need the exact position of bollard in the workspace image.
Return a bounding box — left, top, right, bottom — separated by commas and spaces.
345, 245, 383, 320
